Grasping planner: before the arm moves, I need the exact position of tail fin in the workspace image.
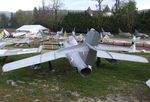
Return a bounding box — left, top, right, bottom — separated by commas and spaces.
72, 28, 76, 36
3, 29, 10, 36
135, 29, 139, 36
64, 31, 67, 38
61, 28, 63, 34
101, 28, 104, 32
85, 28, 100, 46
118, 28, 122, 33
0, 31, 5, 40
135, 29, 138, 33
38, 45, 43, 53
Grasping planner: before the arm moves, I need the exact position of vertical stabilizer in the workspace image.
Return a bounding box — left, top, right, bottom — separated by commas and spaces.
85, 28, 100, 46
101, 28, 104, 32
118, 28, 122, 33
85, 28, 99, 65
72, 28, 76, 36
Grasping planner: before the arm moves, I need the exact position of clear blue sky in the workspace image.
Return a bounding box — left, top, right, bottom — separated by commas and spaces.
0, 0, 149, 12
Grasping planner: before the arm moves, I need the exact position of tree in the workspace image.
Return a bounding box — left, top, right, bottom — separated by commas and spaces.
0, 14, 9, 28
113, 0, 129, 12
33, 0, 64, 31
61, 12, 97, 33
116, 0, 137, 32
10, 13, 17, 28
33, 0, 64, 30
137, 10, 150, 33
93, 0, 104, 14
115, 0, 120, 11
50, 0, 63, 22
15, 10, 33, 27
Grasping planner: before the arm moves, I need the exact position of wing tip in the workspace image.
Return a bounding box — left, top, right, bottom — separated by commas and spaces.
146, 79, 150, 88
2, 66, 8, 72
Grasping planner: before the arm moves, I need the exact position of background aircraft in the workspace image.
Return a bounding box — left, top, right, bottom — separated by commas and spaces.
2, 29, 148, 76
101, 28, 113, 38
135, 29, 149, 39
71, 28, 85, 42
0, 45, 42, 57
118, 28, 132, 38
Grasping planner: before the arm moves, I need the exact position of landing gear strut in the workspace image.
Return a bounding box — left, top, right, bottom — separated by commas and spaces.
3, 56, 8, 63
48, 61, 53, 71
96, 58, 101, 68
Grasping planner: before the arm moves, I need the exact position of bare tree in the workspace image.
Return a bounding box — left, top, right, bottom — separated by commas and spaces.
42, 0, 46, 10
49, 0, 63, 21
93, 0, 104, 13
115, 0, 120, 11
114, 0, 129, 12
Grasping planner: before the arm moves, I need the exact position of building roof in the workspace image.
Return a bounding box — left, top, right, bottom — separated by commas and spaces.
16, 25, 48, 33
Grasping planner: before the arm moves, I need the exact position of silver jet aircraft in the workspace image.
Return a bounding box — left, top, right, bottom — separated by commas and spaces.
2, 29, 148, 75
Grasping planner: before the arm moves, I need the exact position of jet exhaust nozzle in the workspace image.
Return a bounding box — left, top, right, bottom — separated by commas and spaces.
80, 65, 92, 76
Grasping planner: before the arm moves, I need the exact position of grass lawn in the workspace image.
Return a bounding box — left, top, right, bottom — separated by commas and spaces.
0, 52, 149, 101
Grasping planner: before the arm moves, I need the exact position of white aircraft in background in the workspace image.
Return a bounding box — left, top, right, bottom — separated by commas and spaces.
135, 29, 149, 39
12, 31, 27, 37
0, 45, 42, 57
101, 28, 114, 38
129, 35, 150, 53
2, 29, 148, 76
52, 28, 65, 40
118, 28, 132, 38
57, 28, 63, 35
0, 29, 34, 46
0, 38, 33, 47
0, 29, 13, 38
100, 32, 110, 43
98, 35, 150, 53
72, 28, 85, 42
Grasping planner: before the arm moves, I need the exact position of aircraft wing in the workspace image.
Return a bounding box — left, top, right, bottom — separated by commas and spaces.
146, 79, 150, 88
97, 50, 148, 63
0, 42, 7, 49
0, 46, 43, 57
94, 44, 132, 52
2, 44, 88, 72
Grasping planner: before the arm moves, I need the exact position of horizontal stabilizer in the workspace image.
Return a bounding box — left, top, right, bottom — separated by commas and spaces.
97, 51, 148, 63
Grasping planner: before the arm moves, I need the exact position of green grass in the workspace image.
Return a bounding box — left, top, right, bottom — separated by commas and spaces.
0, 53, 149, 101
